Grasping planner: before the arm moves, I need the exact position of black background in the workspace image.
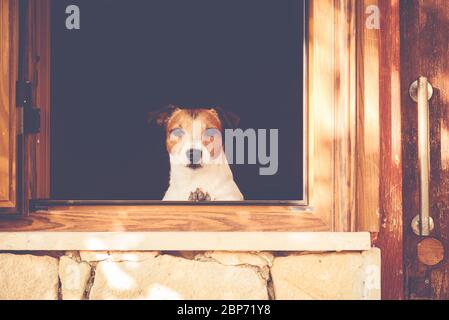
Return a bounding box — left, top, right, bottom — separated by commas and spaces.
51, 0, 304, 200
0, 300, 408, 317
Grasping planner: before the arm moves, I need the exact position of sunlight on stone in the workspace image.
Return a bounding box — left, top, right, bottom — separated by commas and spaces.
84, 234, 147, 251
102, 263, 136, 290
146, 284, 183, 300
118, 253, 139, 261
122, 256, 140, 270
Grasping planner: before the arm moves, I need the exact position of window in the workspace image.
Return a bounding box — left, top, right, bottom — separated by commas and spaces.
0, 0, 381, 239
50, 0, 305, 202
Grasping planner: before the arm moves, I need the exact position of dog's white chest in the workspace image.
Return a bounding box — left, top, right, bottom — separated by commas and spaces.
163, 165, 243, 201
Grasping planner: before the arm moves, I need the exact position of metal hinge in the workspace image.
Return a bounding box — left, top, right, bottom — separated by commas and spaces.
16, 80, 40, 134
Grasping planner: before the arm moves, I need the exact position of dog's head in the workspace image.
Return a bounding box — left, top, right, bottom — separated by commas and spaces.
148, 105, 239, 169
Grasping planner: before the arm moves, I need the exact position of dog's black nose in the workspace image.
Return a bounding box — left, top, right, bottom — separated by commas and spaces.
186, 149, 202, 165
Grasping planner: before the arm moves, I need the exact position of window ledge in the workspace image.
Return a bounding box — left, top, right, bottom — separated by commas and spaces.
0, 231, 371, 251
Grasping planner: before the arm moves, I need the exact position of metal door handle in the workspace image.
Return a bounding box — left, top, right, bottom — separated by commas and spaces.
409, 77, 434, 236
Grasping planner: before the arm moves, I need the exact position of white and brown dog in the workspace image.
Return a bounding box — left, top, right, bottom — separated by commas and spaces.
149, 105, 244, 201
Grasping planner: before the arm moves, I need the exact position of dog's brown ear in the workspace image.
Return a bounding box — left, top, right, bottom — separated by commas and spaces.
214, 107, 240, 129
148, 105, 178, 127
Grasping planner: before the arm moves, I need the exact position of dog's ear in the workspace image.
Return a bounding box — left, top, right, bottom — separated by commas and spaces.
213, 107, 240, 129
148, 105, 178, 127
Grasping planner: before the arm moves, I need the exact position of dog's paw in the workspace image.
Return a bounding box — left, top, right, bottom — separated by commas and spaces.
189, 188, 211, 202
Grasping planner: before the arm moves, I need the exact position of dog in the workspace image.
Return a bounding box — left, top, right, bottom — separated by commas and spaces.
149, 105, 244, 201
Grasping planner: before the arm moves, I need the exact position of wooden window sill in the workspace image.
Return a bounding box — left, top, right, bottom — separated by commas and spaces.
0, 206, 329, 232
0, 208, 371, 250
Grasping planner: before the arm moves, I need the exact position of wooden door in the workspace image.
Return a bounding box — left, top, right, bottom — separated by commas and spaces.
0, 0, 19, 214
402, 0, 449, 299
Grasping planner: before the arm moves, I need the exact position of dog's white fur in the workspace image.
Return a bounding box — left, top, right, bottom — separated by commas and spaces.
163, 154, 243, 201
161, 108, 243, 201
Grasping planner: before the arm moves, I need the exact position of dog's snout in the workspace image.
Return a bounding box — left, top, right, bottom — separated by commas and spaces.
186, 149, 202, 164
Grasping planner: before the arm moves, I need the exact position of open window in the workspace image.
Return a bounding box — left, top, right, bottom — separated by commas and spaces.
49, 0, 305, 203
0, 0, 382, 240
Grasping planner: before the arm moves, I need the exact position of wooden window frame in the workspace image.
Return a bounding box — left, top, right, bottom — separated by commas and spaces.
1, 0, 382, 235
0, 0, 19, 213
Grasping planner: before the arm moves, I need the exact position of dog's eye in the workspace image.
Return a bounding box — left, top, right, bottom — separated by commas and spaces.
203, 128, 221, 140
170, 128, 185, 138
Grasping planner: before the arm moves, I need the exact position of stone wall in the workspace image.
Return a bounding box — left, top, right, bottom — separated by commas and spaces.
0, 249, 380, 300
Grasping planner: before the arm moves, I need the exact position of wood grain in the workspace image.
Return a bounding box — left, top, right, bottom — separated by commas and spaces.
0, 206, 329, 232
417, 238, 444, 266
334, 0, 357, 232
34, 0, 51, 199
309, 0, 360, 232
374, 0, 404, 300
0, 0, 18, 211
401, 0, 449, 300
24, 0, 38, 207
356, 0, 381, 232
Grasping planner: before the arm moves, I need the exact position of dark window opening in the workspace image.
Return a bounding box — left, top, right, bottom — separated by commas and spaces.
50, 0, 305, 201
